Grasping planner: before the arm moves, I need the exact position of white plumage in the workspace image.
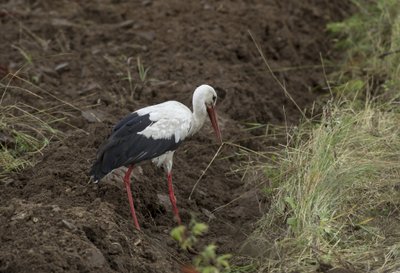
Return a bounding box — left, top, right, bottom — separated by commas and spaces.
136, 101, 192, 143
90, 84, 222, 230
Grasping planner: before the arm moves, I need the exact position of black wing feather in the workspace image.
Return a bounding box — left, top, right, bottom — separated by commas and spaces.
89, 113, 181, 182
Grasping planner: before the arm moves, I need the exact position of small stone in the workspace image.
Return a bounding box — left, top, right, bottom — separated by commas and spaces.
51, 18, 76, 27
142, 0, 152, 6
32, 217, 39, 223
55, 62, 69, 72
117, 20, 135, 28
75, 211, 84, 218
137, 31, 155, 41
203, 4, 212, 10
109, 242, 123, 254
81, 110, 106, 123
11, 212, 27, 221
157, 193, 171, 210
134, 238, 141, 246
91, 47, 101, 55
62, 219, 77, 231
83, 248, 106, 268
201, 208, 216, 220
51, 205, 61, 212
78, 82, 100, 94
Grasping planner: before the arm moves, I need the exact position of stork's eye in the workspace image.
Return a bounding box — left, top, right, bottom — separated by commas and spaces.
212, 95, 216, 102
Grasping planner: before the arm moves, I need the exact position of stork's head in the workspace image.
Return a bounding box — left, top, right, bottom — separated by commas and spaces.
193, 84, 222, 143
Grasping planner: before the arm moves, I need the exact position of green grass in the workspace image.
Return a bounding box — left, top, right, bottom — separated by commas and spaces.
250, 0, 400, 272
327, 0, 400, 97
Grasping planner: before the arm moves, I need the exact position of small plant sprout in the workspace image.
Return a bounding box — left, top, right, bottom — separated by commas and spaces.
126, 57, 134, 93
170, 218, 231, 273
137, 56, 150, 83
170, 218, 208, 250
123, 56, 150, 98
194, 244, 231, 273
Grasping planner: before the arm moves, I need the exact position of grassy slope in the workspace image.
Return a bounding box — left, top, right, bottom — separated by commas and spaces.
251, 0, 400, 272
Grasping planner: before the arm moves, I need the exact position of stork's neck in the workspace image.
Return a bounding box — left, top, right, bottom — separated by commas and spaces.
190, 98, 207, 136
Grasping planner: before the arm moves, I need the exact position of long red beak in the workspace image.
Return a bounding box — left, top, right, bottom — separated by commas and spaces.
206, 106, 222, 143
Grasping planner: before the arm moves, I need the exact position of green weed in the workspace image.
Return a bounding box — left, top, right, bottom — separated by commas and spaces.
136, 56, 150, 83
327, 0, 400, 97
171, 219, 232, 273
104, 55, 151, 100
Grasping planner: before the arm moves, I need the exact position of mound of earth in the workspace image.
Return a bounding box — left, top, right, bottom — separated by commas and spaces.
0, 0, 351, 272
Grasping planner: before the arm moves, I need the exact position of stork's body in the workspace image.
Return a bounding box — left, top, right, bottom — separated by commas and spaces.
90, 85, 221, 230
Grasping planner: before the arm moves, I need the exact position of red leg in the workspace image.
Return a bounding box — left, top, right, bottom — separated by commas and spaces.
124, 165, 141, 231
167, 171, 181, 224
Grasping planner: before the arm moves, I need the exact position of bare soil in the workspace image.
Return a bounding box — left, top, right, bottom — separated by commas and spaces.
0, 0, 351, 272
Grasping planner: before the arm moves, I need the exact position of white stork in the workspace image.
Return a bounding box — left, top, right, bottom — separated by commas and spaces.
90, 84, 222, 230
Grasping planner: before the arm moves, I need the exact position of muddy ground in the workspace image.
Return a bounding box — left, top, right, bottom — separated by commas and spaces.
0, 0, 351, 272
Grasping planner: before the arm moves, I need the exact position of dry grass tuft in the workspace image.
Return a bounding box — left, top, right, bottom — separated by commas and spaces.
0, 102, 61, 177
251, 97, 400, 272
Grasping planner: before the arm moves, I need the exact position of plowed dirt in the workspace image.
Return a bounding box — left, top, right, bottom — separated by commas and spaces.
0, 0, 351, 272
